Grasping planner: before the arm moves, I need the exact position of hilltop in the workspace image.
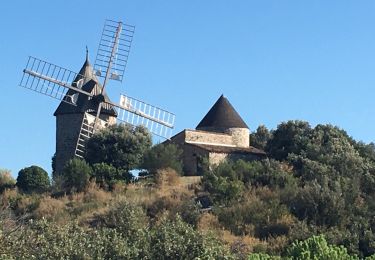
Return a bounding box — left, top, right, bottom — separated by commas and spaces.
1, 120, 375, 259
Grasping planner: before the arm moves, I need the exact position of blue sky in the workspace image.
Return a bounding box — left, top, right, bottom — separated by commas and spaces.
1, 1, 375, 176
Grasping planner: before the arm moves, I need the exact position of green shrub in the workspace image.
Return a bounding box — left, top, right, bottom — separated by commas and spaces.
92, 163, 122, 190
61, 159, 92, 193
150, 215, 233, 259
16, 166, 49, 194
142, 143, 183, 175
287, 235, 357, 260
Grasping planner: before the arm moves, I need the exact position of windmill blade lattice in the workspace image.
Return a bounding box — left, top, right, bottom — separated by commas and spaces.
20, 56, 93, 106
75, 113, 108, 158
94, 19, 135, 82
112, 94, 175, 139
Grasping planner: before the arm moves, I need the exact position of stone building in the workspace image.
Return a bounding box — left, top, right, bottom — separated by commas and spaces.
53, 54, 117, 174
169, 95, 266, 175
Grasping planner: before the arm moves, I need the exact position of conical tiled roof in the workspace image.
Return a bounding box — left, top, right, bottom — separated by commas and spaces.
196, 95, 248, 131
54, 55, 116, 117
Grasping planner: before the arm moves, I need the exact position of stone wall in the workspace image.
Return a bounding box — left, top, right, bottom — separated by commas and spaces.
55, 114, 84, 174
207, 151, 263, 169
185, 130, 234, 147
226, 128, 250, 148
181, 144, 209, 176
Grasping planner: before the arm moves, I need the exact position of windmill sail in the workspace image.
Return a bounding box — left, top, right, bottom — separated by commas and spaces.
75, 112, 108, 158
94, 19, 135, 82
111, 94, 175, 139
20, 56, 93, 105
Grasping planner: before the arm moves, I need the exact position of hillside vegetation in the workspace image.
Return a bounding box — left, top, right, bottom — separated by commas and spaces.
1, 121, 375, 259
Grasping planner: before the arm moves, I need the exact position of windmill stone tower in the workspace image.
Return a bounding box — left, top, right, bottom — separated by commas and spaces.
53, 53, 117, 174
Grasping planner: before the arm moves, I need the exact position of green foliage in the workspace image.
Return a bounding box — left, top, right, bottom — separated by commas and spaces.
287, 235, 357, 259
1, 209, 234, 259
289, 179, 346, 227
1, 219, 142, 259
0, 169, 15, 192
203, 167, 244, 205
142, 143, 183, 175
248, 253, 281, 259
92, 163, 123, 189
16, 165, 49, 194
203, 159, 295, 205
95, 200, 151, 258
85, 124, 152, 173
61, 158, 92, 193
150, 215, 233, 259
266, 120, 311, 161
250, 125, 272, 150
215, 189, 291, 238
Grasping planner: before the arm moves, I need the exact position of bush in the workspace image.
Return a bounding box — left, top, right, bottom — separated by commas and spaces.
150, 215, 232, 259
1, 219, 141, 259
142, 143, 183, 175
16, 166, 49, 194
61, 159, 92, 193
93, 200, 151, 258
287, 235, 357, 259
92, 163, 123, 190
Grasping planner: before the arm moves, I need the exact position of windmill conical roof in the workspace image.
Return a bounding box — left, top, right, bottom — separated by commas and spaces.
196, 95, 248, 131
54, 55, 116, 117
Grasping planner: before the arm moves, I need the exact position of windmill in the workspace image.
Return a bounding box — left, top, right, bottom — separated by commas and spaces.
19, 19, 176, 174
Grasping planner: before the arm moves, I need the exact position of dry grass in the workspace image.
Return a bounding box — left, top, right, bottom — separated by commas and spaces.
198, 212, 221, 232
34, 196, 67, 222
14, 196, 38, 215
155, 168, 181, 188
83, 182, 112, 204
123, 183, 156, 206
0, 188, 19, 209
197, 213, 266, 255
266, 235, 289, 254
222, 230, 267, 255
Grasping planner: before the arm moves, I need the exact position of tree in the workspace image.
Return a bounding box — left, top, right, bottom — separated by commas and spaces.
250, 125, 272, 150
61, 158, 92, 193
16, 166, 49, 194
266, 120, 311, 161
85, 124, 152, 173
142, 143, 183, 175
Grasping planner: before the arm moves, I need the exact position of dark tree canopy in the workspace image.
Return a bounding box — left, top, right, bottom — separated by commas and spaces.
250, 125, 272, 150
61, 158, 92, 193
266, 120, 311, 160
16, 165, 50, 193
85, 124, 152, 172
92, 162, 130, 189
142, 143, 183, 175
